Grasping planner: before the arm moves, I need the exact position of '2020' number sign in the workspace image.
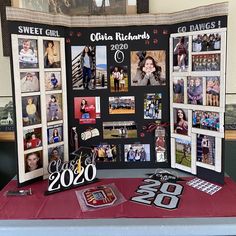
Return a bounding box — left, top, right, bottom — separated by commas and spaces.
45, 158, 97, 195
131, 179, 183, 209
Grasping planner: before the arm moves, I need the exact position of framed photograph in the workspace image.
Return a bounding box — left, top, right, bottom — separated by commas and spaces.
103, 121, 137, 139
225, 94, 236, 130
192, 110, 219, 131
144, 93, 162, 119
173, 108, 189, 136
74, 97, 101, 124
131, 50, 166, 86
43, 40, 61, 68
44, 71, 62, 91
124, 144, 150, 162
110, 66, 128, 92
0, 97, 14, 132
173, 36, 188, 72
187, 77, 203, 105
23, 127, 42, 150
206, 77, 220, 107
173, 77, 184, 103
155, 126, 167, 163
197, 134, 215, 165
46, 94, 63, 122
71, 45, 107, 90
24, 150, 43, 173
92, 144, 118, 162
109, 96, 135, 115
20, 72, 40, 93
192, 33, 221, 52
22, 95, 41, 126
48, 145, 64, 163
47, 124, 63, 144
192, 54, 220, 71
18, 38, 38, 69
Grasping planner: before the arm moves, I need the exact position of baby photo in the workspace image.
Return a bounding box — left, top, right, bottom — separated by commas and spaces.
44, 40, 61, 68
20, 72, 40, 93
44, 72, 62, 90
21, 96, 41, 126
187, 77, 203, 105
23, 127, 42, 150
131, 50, 166, 86
46, 94, 63, 122
18, 38, 38, 69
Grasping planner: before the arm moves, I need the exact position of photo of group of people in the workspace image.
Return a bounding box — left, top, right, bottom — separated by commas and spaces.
192, 54, 220, 71
71, 45, 107, 90
144, 93, 162, 120
193, 110, 220, 131
124, 144, 150, 162
192, 33, 221, 52
74, 97, 101, 124
110, 66, 128, 92
109, 96, 135, 115
131, 50, 166, 86
103, 121, 137, 139
92, 144, 118, 162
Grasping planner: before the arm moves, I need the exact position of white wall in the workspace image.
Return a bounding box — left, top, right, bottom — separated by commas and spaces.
0, 14, 12, 96
149, 0, 236, 94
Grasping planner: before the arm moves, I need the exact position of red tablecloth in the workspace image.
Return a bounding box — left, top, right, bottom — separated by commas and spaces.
1, 178, 236, 219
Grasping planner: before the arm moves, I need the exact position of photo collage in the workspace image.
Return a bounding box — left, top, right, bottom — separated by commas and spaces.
12, 35, 68, 184
70, 40, 168, 167
170, 29, 226, 174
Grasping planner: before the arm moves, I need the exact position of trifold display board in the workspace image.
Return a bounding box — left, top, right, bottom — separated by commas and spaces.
8, 14, 227, 186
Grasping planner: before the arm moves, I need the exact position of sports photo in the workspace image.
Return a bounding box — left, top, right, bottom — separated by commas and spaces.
192, 54, 220, 71
109, 96, 135, 115
173, 77, 184, 103
206, 77, 220, 107
144, 93, 162, 119
92, 144, 118, 162
175, 138, 191, 168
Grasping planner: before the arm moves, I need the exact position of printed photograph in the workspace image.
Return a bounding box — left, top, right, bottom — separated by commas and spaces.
192, 33, 221, 52
206, 77, 220, 107
173, 77, 184, 103
18, 38, 38, 69
24, 150, 43, 173
74, 97, 101, 124
144, 93, 162, 119
173, 108, 188, 136
49, 0, 127, 15
155, 126, 167, 162
0, 97, 14, 131
44, 40, 61, 68
124, 144, 150, 162
48, 145, 64, 163
187, 77, 203, 105
109, 96, 135, 115
110, 66, 128, 92
47, 124, 63, 144
44, 71, 62, 90
197, 134, 215, 165
192, 110, 220, 131
71, 46, 107, 90
92, 144, 118, 162
22, 96, 41, 126
20, 72, 40, 93
23, 127, 42, 150
46, 94, 63, 122
103, 121, 137, 139
225, 94, 236, 130
192, 54, 220, 71
173, 36, 188, 72
175, 138, 191, 168
131, 50, 166, 86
